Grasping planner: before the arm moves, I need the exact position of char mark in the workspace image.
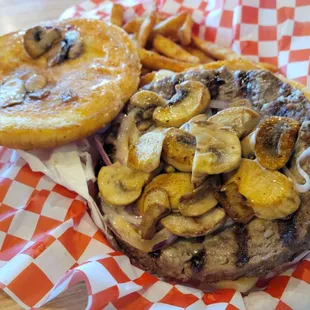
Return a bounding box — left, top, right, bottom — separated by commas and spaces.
234, 223, 249, 267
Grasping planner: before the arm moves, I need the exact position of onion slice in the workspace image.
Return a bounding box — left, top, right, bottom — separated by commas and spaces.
209, 100, 230, 110
94, 135, 112, 166
107, 213, 177, 252
284, 147, 310, 193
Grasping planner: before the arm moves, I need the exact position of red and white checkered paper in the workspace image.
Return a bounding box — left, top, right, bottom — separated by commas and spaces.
1, 0, 310, 309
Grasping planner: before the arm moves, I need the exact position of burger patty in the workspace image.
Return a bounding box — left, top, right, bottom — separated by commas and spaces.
115, 67, 310, 283
143, 67, 310, 122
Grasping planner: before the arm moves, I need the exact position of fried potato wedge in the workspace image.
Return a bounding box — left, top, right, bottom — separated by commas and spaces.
123, 18, 143, 34
139, 72, 156, 87
137, 10, 157, 48
152, 12, 187, 39
184, 46, 215, 63
111, 3, 125, 27
139, 48, 197, 72
192, 36, 238, 60
178, 14, 193, 46
153, 34, 200, 63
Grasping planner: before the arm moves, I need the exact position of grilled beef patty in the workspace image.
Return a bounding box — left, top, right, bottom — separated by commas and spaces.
115, 67, 310, 283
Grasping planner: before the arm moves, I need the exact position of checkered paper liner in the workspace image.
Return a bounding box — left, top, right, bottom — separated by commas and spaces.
0, 0, 310, 309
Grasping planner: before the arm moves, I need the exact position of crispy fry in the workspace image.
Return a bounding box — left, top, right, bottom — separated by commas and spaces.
178, 14, 193, 46
152, 12, 187, 39
258, 62, 278, 73
139, 48, 197, 72
184, 46, 215, 63
137, 11, 157, 48
139, 72, 156, 87
123, 18, 143, 34
111, 4, 125, 27
192, 35, 238, 60
141, 67, 152, 75
153, 34, 200, 63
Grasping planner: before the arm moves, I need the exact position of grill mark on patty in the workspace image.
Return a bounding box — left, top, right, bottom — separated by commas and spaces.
234, 223, 249, 267
207, 72, 225, 99
277, 213, 297, 246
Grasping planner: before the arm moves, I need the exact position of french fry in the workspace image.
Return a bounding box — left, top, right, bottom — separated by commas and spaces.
139, 48, 197, 72
184, 46, 215, 63
192, 36, 238, 60
123, 18, 143, 34
139, 72, 156, 87
152, 12, 187, 39
178, 14, 193, 46
137, 10, 157, 48
153, 34, 200, 64
111, 4, 125, 27
258, 62, 278, 73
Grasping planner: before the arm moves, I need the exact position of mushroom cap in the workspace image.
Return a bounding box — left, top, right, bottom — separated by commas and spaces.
0, 18, 140, 149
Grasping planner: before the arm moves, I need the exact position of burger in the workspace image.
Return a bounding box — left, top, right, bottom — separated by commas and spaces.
97, 59, 310, 291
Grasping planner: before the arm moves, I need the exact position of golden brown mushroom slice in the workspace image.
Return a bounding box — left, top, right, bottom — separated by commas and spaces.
208, 107, 261, 139
188, 119, 241, 175
153, 81, 210, 127
140, 188, 171, 240
179, 176, 219, 217
215, 182, 254, 224
229, 99, 252, 108
255, 116, 300, 170
130, 90, 167, 109
137, 172, 194, 214
161, 208, 226, 238
98, 162, 150, 206
162, 128, 196, 172
23, 26, 61, 58
128, 128, 168, 173
227, 159, 300, 220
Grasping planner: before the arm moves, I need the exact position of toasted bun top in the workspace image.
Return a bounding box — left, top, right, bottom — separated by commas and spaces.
0, 18, 140, 150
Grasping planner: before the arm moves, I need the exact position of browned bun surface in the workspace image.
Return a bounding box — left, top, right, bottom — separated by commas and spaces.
0, 18, 140, 150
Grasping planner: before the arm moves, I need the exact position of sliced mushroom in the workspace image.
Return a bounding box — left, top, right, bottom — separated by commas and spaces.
241, 129, 257, 159
255, 116, 300, 170
59, 89, 78, 103
140, 188, 171, 240
284, 121, 310, 193
227, 159, 300, 220
162, 128, 196, 172
188, 119, 241, 175
229, 99, 252, 108
137, 172, 194, 213
23, 26, 61, 58
179, 176, 219, 217
130, 90, 167, 109
107, 214, 176, 252
0, 78, 26, 108
29, 89, 50, 100
215, 182, 254, 224
208, 107, 261, 139
25, 74, 47, 92
161, 207, 226, 237
65, 30, 83, 59
128, 128, 168, 173
47, 40, 69, 67
115, 110, 141, 165
98, 161, 150, 206
153, 81, 210, 127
